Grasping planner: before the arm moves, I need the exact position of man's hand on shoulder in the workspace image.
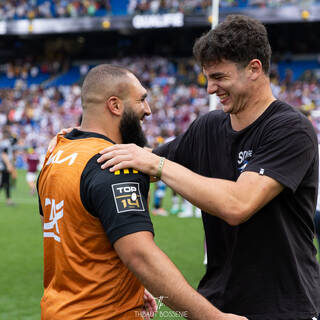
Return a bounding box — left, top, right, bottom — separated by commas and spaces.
97, 143, 161, 177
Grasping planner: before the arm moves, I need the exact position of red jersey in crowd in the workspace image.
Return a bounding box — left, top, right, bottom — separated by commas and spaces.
26, 151, 39, 173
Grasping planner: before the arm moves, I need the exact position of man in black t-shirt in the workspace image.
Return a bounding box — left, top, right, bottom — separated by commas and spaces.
99, 15, 320, 320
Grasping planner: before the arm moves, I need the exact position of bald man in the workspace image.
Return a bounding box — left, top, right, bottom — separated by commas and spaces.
38, 65, 246, 320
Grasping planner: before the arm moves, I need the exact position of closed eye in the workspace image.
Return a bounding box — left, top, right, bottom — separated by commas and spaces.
206, 70, 228, 80
209, 74, 225, 80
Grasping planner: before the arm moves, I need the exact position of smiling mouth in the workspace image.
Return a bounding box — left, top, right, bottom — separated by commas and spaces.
140, 114, 148, 123
218, 93, 229, 103
140, 116, 146, 125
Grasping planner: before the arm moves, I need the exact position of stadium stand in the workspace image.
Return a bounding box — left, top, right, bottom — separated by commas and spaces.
45, 65, 82, 86
128, 0, 320, 13
0, 0, 112, 20
0, 0, 320, 169
1, 0, 319, 20
1, 56, 320, 167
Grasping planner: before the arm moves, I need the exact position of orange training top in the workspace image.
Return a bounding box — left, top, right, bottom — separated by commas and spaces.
38, 130, 153, 320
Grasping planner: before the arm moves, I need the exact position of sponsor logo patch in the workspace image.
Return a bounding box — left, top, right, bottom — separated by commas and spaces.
112, 182, 145, 213
237, 149, 253, 173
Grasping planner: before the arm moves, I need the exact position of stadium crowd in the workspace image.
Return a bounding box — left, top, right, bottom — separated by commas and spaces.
127, 0, 211, 14
0, 0, 111, 20
0, 56, 320, 167
128, 0, 320, 14
1, 0, 318, 20
1, 55, 320, 221
1, 59, 64, 80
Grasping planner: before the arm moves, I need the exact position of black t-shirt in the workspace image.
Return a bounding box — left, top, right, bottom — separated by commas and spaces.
40, 131, 154, 245
154, 100, 320, 319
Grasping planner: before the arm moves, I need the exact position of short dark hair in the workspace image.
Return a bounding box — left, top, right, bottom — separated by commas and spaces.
193, 15, 272, 74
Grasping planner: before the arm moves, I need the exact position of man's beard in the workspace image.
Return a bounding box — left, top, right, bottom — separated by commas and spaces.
119, 107, 147, 147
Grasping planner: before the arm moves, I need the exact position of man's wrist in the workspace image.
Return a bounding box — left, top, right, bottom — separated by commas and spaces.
151, 156, 165, 179
156, 157, 165, 179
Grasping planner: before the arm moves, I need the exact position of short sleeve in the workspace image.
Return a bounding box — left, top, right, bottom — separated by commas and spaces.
153, 135, 183, 160
153, 117, 201, 167
81, 155, 154, 245
244, 127, 317, 192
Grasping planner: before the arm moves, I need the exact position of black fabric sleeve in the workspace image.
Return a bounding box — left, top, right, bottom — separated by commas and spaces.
36, 173, 43, 216
153, 135, 182, 160
38, 197, 43, 216
244, 125, 317, 193
153, 116, 202, 167
81, 155, 154, 245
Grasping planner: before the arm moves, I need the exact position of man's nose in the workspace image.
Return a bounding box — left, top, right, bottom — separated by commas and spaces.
207, 82, 218, 95
144, 100, 151, 116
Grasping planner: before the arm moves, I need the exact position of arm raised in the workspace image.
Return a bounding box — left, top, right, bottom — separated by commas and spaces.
98, 144, 284, 226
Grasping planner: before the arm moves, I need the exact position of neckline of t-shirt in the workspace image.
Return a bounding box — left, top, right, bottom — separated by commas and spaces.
65, 129, 116, 145
226, 100, 279, 135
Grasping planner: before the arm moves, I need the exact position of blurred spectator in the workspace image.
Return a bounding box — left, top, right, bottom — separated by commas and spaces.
0, 127, 17, 206
25, 147, 40, 195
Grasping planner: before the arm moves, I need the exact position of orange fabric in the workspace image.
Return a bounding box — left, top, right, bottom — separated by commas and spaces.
38, 135, 144, 320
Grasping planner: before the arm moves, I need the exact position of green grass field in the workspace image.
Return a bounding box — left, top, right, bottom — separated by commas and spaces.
0, 170, 319, 320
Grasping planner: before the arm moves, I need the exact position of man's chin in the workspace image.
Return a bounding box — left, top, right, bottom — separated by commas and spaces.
222, 102, 234, 114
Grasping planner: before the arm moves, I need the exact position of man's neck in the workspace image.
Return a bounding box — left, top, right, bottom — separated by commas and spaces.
230, 97, 275, 131
230, 83, 275, 131
80, 122, 122, 144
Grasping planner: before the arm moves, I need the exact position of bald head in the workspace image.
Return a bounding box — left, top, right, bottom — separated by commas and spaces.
81, 64, 134, 110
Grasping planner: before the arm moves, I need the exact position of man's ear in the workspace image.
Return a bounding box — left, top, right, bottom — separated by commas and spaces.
106, 96, 123, 116
247, 59, 263, 80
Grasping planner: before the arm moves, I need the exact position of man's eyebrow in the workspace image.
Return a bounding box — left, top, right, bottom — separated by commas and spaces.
207, 72, 226, 78
140, 93, 148, 100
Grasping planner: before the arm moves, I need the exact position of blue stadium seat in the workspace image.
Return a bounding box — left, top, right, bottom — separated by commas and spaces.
45, 66, 81, 86
0, 72, 50, 88
278, 60, 320, 81
0, 76, 16, 88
